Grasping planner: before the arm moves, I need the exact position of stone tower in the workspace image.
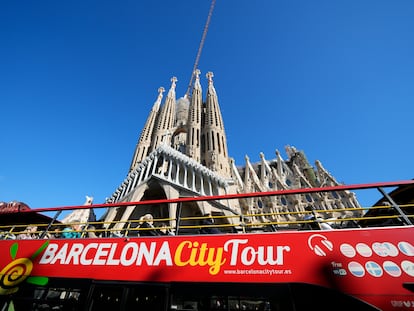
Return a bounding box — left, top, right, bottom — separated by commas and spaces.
102, 70, 361, 233
129, 87, 164, 172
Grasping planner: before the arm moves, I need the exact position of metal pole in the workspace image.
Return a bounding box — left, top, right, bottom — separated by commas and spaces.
378, 187, 412, 225
175, 202, 182, 235
40, 210, 62, 239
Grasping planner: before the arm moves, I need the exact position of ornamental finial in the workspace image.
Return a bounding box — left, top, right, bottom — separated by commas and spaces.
157, 87, 165, 99
194, 69, 201, 81
206, 71, 214, 84
170, 76, 178, 89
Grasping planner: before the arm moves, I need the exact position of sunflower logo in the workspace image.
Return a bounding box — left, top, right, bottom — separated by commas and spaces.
0, 241, 49, 295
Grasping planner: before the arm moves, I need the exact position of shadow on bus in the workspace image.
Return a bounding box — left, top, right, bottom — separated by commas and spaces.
4, 278, 380, 311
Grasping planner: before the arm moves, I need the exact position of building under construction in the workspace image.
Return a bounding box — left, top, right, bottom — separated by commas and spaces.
100, 70, 361, 233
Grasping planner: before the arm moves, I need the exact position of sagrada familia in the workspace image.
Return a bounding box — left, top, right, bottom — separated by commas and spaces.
95, 69, 360, 232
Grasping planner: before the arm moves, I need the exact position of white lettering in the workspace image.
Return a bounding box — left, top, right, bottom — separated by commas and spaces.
37, 239, 290, 271
223, 239, 290, 266
241, 246, 256, 265
80, 243, 98, 265
93, 243, 112, 265
121, 243, 138, 266
136, 242, 156, 265
51, 244, 69, 264
277, 246, 290, 265
65, 243, 84, 265
107, 243, 120, 265
39, 243, 59, 264
153, 241, 173, 266
224, 239, 248, 265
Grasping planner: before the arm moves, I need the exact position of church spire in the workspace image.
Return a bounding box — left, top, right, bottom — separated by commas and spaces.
186, 69, 202, 162
129, 87, 165, 172
152, 77, 177, 151
202, 71, 231, 177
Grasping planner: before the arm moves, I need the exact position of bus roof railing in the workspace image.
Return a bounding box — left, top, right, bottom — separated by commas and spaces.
4, 179, 414, 215
0, 207, 413, 239
0, 180, 413, 239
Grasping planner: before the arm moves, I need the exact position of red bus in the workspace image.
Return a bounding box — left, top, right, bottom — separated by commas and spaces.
0, 181, 413, 311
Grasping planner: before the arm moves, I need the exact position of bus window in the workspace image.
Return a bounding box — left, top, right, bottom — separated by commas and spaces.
88, 282, 168, 311
169, 283, 292, 311
9, 285, 84, 311
170, 296, 202, 310
289, 283, 380, 310
228, 297, 272, 311
170, 294, 276, 311
124, 285, 168, 311
88, 284, 124, 311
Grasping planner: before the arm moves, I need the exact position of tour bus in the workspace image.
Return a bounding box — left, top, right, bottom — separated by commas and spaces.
0, 180, 413, 311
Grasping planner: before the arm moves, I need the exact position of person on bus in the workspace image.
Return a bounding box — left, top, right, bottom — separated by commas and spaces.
158, 223, 175, 236
315, 216, 334, 230
302, 205, 321, 230
61, 220, 82, 238
17, 225, 38, 239
199, 213, 222, 234
302, 206, 334, 230
138, 214, 160, 236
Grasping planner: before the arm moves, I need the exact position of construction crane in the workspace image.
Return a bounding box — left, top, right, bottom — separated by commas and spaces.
184, 0, 216, 99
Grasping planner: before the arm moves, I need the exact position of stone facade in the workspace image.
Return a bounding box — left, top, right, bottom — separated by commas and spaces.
102, 70, 361, 232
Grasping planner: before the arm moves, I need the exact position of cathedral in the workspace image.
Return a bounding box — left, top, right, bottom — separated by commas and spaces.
100, 69, 361, 233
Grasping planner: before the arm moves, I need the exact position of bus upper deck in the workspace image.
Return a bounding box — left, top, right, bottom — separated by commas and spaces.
0, 180, 413, 311
0, 180, 413, 240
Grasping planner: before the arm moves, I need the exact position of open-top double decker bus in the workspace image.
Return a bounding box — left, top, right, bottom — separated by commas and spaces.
0, 180, 414, 311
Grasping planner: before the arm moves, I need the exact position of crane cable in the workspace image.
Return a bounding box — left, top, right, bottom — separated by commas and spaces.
185, 0, 216, 99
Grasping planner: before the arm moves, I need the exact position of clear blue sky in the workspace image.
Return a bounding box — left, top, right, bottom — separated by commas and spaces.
1, 0, 413, 212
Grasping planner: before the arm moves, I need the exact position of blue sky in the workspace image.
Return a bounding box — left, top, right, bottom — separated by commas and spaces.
1, 0, 413, 212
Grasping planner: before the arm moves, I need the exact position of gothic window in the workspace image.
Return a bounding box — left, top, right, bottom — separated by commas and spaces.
201, 135, 205, 153
216, 133, 221, 153
190, 128, 194, 145
196, 129, 200, 147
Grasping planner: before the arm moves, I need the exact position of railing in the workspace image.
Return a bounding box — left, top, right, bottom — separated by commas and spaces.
0, 180, 413, 240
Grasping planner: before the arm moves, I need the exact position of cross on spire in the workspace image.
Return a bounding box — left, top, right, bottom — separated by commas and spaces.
194, 69, 201, 81
206, 71, 214, 84
157, 87, 165, 99
170, 76, 177, 89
